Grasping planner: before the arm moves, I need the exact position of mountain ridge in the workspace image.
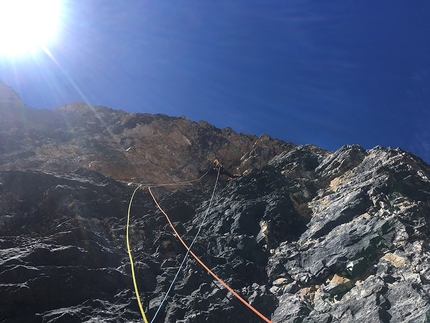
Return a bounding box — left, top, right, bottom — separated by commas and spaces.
0, 79, 294, 183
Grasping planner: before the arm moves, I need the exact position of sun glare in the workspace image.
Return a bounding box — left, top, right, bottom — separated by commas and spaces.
0, 0, 62, 55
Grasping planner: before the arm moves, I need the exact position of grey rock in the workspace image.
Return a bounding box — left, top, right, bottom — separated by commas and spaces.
271, 293, 310, 323
2, 83, 430, 322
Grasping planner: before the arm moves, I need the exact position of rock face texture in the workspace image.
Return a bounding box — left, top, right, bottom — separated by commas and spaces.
1, 81, 430, 322
0, 80, 291, 184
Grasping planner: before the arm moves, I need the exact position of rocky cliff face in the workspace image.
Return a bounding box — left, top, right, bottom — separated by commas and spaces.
1, 81, 430, 322
0, 81, 291, 184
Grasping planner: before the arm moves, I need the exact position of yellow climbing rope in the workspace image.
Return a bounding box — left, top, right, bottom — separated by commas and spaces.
126, 170, 272, 323
126, 184, 148, 323
125, 172, 208, 322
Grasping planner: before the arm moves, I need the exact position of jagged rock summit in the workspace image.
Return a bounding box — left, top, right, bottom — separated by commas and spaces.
1, 81, 430, 322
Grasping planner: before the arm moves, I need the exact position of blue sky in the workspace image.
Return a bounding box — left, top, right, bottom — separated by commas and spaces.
1, 1, 430, 162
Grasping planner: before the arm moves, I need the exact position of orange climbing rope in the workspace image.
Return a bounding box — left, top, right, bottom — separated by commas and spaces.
126, 171, 210, 323
150, 169, 221, 323
148, 187, 273, 323
127, 170, 272, 323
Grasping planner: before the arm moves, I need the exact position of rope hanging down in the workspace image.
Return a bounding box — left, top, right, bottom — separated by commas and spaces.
127, 170, 272, 323
126, 171, 210, 323
148, 188, 273, 323
126, 184, 148, 323
150, 168, 221, 323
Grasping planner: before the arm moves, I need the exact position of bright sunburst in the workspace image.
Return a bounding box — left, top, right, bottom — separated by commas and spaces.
0, 0, 62, 55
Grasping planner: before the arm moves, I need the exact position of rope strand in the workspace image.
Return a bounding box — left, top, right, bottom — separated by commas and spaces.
148, 184, 273, 323
126, 172, 210, 322
127, 169, 272, 323
150, 168, 220, 323
126, 184, 149, 323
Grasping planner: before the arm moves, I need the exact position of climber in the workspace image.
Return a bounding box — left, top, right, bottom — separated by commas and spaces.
211, 159, 241, 179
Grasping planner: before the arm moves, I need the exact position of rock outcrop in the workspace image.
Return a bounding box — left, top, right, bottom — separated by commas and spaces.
1, 81, 430, 322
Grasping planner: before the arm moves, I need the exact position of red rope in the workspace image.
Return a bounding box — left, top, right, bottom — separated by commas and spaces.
148, 187, 273, 323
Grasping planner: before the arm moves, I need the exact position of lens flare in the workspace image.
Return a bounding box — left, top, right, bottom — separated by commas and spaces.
0, 0, 62, 55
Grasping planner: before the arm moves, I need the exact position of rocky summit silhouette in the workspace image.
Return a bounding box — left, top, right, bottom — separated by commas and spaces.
1, 79, 430, 322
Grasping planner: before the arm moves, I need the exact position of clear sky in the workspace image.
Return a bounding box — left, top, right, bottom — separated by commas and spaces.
1, 1, 430, 162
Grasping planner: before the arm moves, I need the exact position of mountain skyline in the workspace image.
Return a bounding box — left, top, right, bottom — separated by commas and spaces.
1, 1, 429, 163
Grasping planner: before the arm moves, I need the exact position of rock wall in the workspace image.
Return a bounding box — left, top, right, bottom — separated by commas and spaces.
2, 143, 430, 322
2, 81, 430, 322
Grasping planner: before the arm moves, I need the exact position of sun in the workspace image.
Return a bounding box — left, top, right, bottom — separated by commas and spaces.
0, 0, 62, 55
